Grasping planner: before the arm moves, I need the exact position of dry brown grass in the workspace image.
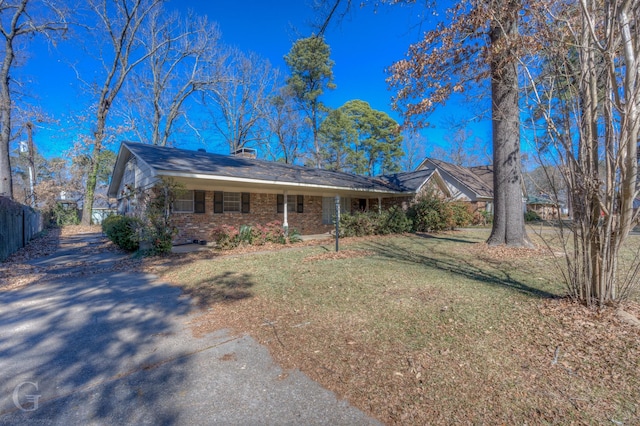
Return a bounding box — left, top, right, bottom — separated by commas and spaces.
159, 230, 640, 425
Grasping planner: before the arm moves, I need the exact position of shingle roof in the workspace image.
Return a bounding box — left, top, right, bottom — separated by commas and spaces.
120, 142, 405, 194
468, 165, 494, 197
428, 159, 494, 199
376, 167, 437, 192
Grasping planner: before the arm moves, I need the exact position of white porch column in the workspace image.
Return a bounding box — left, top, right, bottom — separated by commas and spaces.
283, 190, 289, 231
378, 196, 382, 213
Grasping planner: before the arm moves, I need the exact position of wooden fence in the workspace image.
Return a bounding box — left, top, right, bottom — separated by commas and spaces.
0, 197, 43, 262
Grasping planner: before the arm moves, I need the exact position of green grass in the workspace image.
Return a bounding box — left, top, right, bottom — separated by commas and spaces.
160, 229, 640, 424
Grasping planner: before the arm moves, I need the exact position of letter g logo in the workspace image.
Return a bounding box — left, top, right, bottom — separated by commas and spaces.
12, 381, 40, 412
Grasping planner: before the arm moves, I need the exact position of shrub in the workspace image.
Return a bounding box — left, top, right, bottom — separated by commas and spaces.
339, 211, 376, 237
102, 215, 142, 251
140, 220, 175, 255
378, 205, 413, 234
339, 207, 412, 237
408, 196, 454, 232
288, 228, 302, 243
52, 202, 79, 226
263, 221, 287, 244
449, 202, 474, 227
211, 222, 298, 249
211, 225, 240, 249
238, 224, 256, 245
407, 196, 476, 233
472, 210, 493, 226
140, 179, 180, 255
525, 210, 541, 222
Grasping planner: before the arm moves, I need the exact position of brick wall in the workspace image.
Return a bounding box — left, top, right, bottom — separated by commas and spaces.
165, 190, 492, 244
170, 192, 333, 243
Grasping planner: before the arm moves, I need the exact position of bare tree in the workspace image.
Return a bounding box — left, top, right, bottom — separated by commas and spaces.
77, 0, 166, 225
122, 9, 223, 146
0, 0, 66, 199
204, 48, 278, 154
265, 85, 307, 164
431, 116, 490, 167
400, 130, 427, 171
523, 0, 640, 305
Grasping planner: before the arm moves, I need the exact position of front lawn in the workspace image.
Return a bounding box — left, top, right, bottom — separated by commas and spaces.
149, 229, 640, 424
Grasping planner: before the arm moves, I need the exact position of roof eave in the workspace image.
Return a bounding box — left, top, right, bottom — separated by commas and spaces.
157, 170, 407, 196
107, 144, 132, 198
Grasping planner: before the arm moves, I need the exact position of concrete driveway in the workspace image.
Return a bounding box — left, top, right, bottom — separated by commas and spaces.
0, 232, 379, 425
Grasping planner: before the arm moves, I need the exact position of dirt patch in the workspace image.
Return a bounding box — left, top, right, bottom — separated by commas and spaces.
219, 353, 237, 362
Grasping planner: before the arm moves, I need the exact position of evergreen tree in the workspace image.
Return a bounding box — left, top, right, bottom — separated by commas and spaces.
320, 100, 403, 175
284, 35, 336, 168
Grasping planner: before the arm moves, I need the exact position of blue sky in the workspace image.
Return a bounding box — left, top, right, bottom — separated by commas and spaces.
16, 0, 491, 162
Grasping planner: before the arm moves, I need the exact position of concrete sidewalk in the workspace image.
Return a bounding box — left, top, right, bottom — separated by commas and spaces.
0, 232, 379, 425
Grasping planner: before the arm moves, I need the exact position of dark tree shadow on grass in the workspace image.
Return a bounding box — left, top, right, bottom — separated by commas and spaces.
413, 232, 482, 245
184, 271, 255, 307
361, 239, 559, 299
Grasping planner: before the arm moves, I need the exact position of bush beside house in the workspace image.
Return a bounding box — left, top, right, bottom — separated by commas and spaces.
102, 215, 141, 252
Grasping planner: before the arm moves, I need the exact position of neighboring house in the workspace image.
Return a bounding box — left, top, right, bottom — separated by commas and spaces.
91, 196, 118, 225
416, 158, 495, 213
107, 142, 451, 243
527, 194, 561, 219
56, 190, 117, 225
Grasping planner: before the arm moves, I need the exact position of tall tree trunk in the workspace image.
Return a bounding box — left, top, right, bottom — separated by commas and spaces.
0, 30, 15, 198
80, 113, 106, 225
486, 0, 531, 247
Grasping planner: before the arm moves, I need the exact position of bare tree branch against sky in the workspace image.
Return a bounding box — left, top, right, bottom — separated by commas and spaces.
12, 0, 490, 161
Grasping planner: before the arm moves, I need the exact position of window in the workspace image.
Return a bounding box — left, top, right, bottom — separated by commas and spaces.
173, 190, 194, 213
213, 191, 250, 213
223, 192, 241, 212
277, 194, 303, 213
194, 191, 206, 213
322, 197, 350, 224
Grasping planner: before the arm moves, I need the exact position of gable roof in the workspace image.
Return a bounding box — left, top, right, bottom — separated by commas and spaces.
468, 165, 494, 195
109, 142, 411, 197
377, 167, 451, 196
419, 158, 494, 200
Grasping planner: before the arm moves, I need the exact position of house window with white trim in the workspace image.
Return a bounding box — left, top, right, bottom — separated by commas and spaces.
214, 191, 250, 213
223, 192, 241, 212
277, 195, 304, 213
173, 190, 194, 213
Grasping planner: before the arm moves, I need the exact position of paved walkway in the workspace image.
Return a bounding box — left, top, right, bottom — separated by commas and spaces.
0, 233, 379, 425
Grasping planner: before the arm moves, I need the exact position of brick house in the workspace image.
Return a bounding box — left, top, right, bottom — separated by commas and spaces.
107, 142, 452, 243
416, 158, 495, 214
